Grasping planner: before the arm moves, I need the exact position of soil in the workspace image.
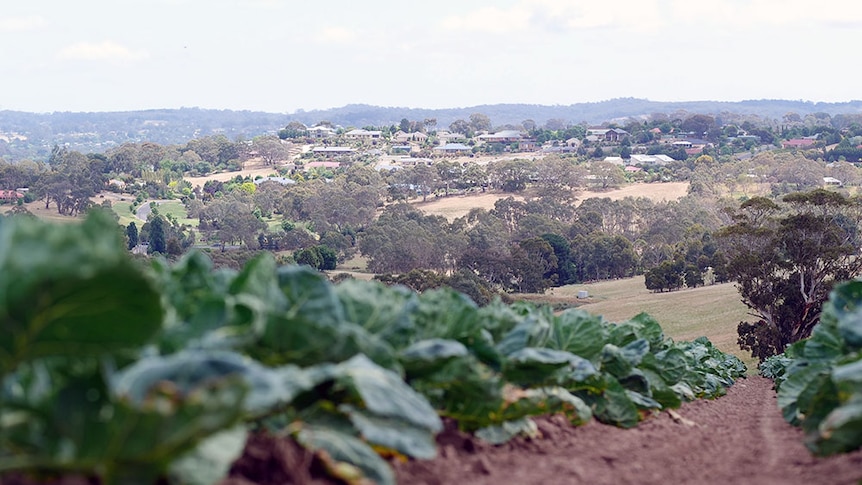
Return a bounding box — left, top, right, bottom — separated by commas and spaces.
4, 378, 860, 485
392, 376, 862, 485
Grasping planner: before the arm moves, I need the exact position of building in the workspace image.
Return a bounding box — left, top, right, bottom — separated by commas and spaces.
254, 176, 295, 186
0, 190, 24, 201
344, 129, 382, 144
311, 147, 355, 157
433, 143, 472, 156
307, 126, 336, 139
783, 138, 817, 149
629, 154, 675, 166
478, 130, 524, 143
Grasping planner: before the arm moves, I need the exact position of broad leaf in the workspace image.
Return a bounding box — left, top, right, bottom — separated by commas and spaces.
0, 212, 163, 374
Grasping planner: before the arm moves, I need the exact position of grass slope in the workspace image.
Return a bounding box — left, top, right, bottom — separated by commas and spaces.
552, 277, 756, 371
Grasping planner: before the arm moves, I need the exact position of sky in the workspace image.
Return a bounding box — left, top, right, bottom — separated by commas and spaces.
1, 0, 860, 113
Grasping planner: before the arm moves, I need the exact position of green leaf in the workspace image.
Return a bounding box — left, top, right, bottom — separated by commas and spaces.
0, 371, 247, 484
296, 424, 395, 485
167, 426, 249, 485
277, 265, 346, 328
591, 375, 640, 428
399, 339, 469, 378
616, 313, 665, 349
476, 417, 538, 445
808, 401, 862, 456
641, 348, 688, 385
777, 362, 831, 425
547, 309, 606, 362
336, 280, 418, 349
258, 268, 399, 370
341, 406, 438, 459
334, 354, 442, 434
0, 212, 163, 374
503, 347, 580, 387
824, 279, 862, 350
111, 350, 293, 416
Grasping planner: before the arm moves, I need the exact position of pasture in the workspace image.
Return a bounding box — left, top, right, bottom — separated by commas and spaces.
550, 276, 755, 371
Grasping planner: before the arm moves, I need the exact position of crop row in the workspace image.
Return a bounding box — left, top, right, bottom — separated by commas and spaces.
759, 280, 862, 456
0, 212, 746, 485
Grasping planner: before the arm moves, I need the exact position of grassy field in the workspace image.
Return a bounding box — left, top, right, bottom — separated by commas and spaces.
547, 277, 756, 371
416, 181, 691, 221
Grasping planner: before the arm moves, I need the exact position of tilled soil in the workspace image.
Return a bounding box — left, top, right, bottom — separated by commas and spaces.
393, 376, 862, 485
4, 377, 861, 484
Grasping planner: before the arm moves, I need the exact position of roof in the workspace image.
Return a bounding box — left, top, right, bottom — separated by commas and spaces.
434, 143, 471, 151
0, 190, 24, 199
479, 130, 523, 140
254, 176, 295, 185
305, 161, 341, 168
784, 138, 816, 147
312, 147, 355, 153
345, 129, 382, 136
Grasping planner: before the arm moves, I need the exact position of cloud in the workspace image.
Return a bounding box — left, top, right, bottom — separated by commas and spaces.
442, 0, 862, 37
57, 41, 150, 62
441, 6, 532, 34
0, 15, 46, 32
315, 26, 358, 44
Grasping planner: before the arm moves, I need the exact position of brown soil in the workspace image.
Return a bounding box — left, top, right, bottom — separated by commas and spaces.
4, 378, 860, 485
393, 376, 862, 485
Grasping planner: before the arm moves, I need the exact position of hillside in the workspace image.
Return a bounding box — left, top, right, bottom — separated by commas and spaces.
3, 98, 862, 160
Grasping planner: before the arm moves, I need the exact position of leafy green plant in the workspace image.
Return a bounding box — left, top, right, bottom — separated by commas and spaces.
759, 279, 862, 455
1, 213, 747, 484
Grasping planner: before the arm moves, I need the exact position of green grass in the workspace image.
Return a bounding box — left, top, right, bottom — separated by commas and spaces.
549, 277, 757, 372
154, 200, 197, 227
111, 198, 138, 227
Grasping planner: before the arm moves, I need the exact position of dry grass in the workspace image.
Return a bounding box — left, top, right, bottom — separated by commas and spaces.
417, 182, 690, 221
184, 159, 287, 188
414, 192, 525, 220
547, 277, 756, 371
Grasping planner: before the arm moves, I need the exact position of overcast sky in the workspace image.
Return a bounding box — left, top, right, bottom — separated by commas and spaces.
2, 0, 860, 114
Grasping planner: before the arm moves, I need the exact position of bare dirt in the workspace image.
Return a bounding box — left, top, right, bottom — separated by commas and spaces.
392, 376, 862, 485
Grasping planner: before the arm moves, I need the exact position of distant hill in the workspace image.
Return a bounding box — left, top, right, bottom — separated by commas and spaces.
2, 99, 862, 160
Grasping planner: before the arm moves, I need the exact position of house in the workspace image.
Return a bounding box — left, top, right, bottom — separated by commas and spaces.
823, 176, 843, 186
344, 129, 382, 144
0, 190, 24, 201
307, 126, 336, 139
305, 161, 341, 170
436, 131, 466, 144
603, 156, 625, 166
630, 154, 675, 166
587, 128, 629, 143
254, 176, 295, 186
783, 138, 817, 149
604, 128, 629, 142
394, 131, 428, 143
398, 157, 433, 166
311, 147, 355, 157
433, 143, 472, 156
478, 130, 523, 144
